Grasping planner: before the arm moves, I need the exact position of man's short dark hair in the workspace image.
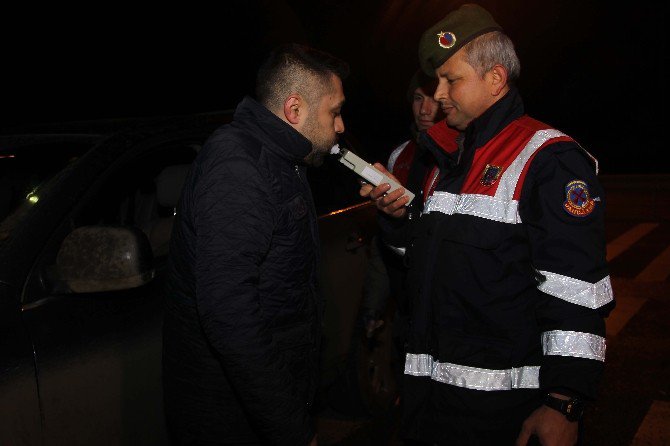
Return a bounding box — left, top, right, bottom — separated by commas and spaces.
255, 43, 349, 110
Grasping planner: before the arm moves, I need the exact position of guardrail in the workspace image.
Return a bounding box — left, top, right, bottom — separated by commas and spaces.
600, 174, 670, 221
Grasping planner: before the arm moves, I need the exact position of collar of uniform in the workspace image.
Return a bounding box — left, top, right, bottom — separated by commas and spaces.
464, 86, 525, 153
426, 120, 460, 154
419, 125, 458, 173
233, 96, 313, 163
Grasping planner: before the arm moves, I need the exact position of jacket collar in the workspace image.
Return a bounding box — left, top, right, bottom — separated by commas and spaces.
419, 86, 525, 174
419, 120, 461, 171
233, 96, 312, 163
463, 85, 524, 152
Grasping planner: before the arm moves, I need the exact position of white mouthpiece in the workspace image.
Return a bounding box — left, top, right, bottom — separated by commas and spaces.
330, 144, 341, 155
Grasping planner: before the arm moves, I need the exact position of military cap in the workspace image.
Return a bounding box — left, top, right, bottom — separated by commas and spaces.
418, 3, 502, 76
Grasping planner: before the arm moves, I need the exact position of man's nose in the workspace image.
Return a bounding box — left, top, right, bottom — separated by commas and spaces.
420, 99, 432, 115
335, 117, 345, 134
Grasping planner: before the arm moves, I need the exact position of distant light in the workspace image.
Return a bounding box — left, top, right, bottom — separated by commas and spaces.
27, 191, 39, 204
0, 154, 16, 159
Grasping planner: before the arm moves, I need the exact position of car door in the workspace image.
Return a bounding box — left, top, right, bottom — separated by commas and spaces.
0, 282, 42, 445
18, 133, 202, 446
0, 134, 103, 446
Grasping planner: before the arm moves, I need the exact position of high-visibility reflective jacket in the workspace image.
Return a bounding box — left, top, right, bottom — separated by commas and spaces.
398, 87, 615, 441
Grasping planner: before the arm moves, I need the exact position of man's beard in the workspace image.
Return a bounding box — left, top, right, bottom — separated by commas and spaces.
301, 116, 335, 167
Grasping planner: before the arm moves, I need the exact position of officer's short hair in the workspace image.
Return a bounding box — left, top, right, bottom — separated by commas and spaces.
461, 31, 520, 82
256, 43, 349, 110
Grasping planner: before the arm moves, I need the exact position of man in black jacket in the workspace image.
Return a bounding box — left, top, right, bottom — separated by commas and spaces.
162, 43, 348, 446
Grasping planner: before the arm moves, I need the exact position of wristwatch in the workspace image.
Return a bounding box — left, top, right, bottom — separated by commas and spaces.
543, 394, 585, 422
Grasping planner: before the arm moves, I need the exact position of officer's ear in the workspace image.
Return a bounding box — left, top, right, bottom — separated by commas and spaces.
488, 64, 508, 97
283, 94, 303, 126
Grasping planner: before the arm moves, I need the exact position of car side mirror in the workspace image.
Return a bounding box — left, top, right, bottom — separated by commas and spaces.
53, 226, 155, 293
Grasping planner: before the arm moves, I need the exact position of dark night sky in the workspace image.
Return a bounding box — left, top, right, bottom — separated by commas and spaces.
4, 0, 667, 173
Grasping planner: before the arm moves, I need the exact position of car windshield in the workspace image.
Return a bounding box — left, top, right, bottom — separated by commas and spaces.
0, 138, 95, 241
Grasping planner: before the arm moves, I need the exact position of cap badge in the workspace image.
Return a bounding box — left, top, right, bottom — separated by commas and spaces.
480, 164, 502, 186
437, 31, 456, 49
563, 179, 596, 217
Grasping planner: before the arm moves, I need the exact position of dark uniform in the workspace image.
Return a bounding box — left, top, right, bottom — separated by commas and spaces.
360, 132, 457, 394
395, 87, 615, 445
380, 5, 617, 444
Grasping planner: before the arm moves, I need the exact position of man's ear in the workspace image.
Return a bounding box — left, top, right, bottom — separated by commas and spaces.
283, 95, 302, 125
489, 64, 508, 96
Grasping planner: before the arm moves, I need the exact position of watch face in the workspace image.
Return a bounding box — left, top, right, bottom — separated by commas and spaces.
565, 399, 585, 421
544, 394, 585, 421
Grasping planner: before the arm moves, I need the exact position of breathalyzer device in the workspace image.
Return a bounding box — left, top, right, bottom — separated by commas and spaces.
331, 144, 415, 206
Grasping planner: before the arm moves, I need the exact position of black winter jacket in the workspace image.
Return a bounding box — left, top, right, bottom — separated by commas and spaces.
163, 97, 321, 445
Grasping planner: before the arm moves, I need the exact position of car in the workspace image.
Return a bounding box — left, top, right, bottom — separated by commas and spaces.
0, 113, 397, 444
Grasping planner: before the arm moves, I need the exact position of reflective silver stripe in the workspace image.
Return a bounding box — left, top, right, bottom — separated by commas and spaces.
424, 129, 568, 224
426, 167, 440, 197
432, 362, 540, 391
578, 145, 599, 174
387, 245, 406, 256
378, 139, 409, 259
387, 141, 409, 172
404, 353, 540, 391
404, 353, 433, 376
494, 129, 567, 206
537, 270, 613, 309
424, 191, 459, 215
542, 330, 606, 362
424, 192, 520, 223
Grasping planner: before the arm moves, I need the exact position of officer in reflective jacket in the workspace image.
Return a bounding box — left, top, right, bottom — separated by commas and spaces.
360, 4, 614, 445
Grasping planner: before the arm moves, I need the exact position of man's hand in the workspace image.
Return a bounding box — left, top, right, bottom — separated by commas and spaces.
358, 163, 408, 219
308, 434, 318, 446
515, 404, 578, 446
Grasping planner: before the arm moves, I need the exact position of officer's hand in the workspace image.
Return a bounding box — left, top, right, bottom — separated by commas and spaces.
515, 405, 577, 446
359, 181, 375, 198
308, 433, 318, 446
358, 163, 408, 219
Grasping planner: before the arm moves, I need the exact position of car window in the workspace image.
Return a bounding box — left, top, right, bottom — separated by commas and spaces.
20, 141, 200, 304
73, 143, 199, 259
0, 140, 93, 232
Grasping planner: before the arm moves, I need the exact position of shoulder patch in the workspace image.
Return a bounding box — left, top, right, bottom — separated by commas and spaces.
563, 179, 596, 217
480, 164, 502, 186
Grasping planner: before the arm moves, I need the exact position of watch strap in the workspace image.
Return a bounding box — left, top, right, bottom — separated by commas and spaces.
543, 394, 584, 421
